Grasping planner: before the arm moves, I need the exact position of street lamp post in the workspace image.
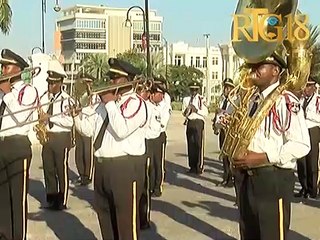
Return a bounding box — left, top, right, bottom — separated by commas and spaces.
125, 1, 151, 77
203, 33, 211, 104
31, 47, 43, 55
41, 0, 61, 53
162, 37, 168, 80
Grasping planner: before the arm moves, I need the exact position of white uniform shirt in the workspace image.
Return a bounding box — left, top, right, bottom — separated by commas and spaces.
40, 90, 73, 133
0, 80, 38, 137
74, 89, 148, 158
145, 100, 162, 140
301, 93, 320, 128
248, 81, 310, 169
158, 92, 172, 132
182, 93, 208, 121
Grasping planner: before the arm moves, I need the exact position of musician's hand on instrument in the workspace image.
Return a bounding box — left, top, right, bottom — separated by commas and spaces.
189, 104, 197, 113
100, 92, 117, 103
233, 151, 269, 168
0, 81, 11, 93
39, 113, 50, 123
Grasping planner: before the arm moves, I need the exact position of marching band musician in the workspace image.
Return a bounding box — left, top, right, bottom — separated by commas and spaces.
214, 78, 235, 187
154, 76, 172, 189
295, 76, 320, 199
182, 81, 208, 175
74, 73, 99, 186
146, 83, 166, 197
0, 49, 38, 240
39, 59, 74, 211
225, 53, 310, 240
73, 58, 147, 240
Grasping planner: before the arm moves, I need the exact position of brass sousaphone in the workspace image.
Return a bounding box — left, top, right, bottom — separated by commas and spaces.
231, 0, 298, 64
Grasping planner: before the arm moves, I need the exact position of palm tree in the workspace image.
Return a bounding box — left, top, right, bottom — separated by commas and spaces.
80, 53, 109, 82
0, 0, 12, 35
150, 51, 165, 77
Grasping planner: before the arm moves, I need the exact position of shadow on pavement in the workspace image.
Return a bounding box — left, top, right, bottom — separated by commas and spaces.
140, 222, 167, 240
165, 161, 236, 203
28, 178, 97, 240
68, 168, 95, 208
153, 199, 237, 240
288, 230, 312, 240
182, 200, 239, 223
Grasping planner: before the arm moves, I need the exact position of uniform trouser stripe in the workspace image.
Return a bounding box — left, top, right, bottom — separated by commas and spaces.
22, 158, 27, 240
160, 143, 165, 193
146, 157, 151, 222
132, 181, 137, 240
89, 138, 94, 180
63, 148, 69, 205
279, 198, 284, 240
199, 128, 204, 170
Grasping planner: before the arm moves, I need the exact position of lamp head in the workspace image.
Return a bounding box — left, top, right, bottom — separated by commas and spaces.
125, 19, 132, 28
53, 4, 61, 12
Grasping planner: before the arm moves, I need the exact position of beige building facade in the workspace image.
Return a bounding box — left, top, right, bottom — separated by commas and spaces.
54, 4, 163, 76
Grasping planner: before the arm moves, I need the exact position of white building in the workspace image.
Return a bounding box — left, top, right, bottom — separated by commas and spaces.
168, 42, 241, 103
54, 4, 163, 77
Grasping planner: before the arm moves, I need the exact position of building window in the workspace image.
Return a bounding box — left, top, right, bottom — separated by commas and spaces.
76, 19, 106, 29
203, 57, 207, 68
175, 55, 182, 66
195, 57, 200, 68
212, 71, 218, 80
190, 56, 193, 67
212, 57, 218, 65
75, 42, 106, 50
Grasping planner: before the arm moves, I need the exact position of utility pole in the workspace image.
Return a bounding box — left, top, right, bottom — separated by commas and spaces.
203, 34, 211, 104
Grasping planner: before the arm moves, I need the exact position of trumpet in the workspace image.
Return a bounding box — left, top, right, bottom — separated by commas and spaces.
73, 76, 151, 108
0, 67, 41, 84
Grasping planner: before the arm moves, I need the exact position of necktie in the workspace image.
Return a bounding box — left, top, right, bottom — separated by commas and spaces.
47, 97, 54, 129
93, 114, 109, 150
221, 98, 228, 110
249, 95, 260, 117
302, 97, 310, 111
0, 100, 6, 129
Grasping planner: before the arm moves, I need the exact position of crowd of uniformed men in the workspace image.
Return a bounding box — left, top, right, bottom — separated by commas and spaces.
0, 48, 172, 240
0, 46, 319, 240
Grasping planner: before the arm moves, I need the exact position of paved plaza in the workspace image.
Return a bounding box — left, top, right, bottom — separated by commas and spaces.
27, 111, 320, 240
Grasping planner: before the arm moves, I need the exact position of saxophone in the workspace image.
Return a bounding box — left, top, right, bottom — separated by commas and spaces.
34, 106, 49, 145
221, 0, 314, 166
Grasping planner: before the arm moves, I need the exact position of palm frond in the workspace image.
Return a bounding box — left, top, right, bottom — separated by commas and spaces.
0, 1, 12, 35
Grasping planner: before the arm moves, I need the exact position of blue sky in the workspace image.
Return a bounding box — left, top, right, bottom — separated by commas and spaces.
0, 0, 319, 57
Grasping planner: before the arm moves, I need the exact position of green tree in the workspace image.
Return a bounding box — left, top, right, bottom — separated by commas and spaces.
167, 65, 204, 101
117, 50, 146, 73
80, 53, 109, 84
0, 0, 12, 34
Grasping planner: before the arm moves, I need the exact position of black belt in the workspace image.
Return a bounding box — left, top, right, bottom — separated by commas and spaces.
0, 135, 28, 142
238, 166, 293, 176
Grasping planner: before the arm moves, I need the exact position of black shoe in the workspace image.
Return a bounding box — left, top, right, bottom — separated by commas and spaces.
152, 190, 162, 198
72, 176, 82, 184
225, 181, 234, 188
216, 180, 228, 187
294, 189, 308, 198
140, 223, 151, 230
196, 169, 204, 175
187, 168, 196, 174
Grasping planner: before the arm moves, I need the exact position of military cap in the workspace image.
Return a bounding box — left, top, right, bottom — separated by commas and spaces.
246, 51, 287, 69
153, 75, 168, 90
188, 81, 201, 89
151, 82, 166, 94
223, 78, 235, 88
47, 59, 67, 81
107, 58, 141, 79
0, 49, 29, 69
307, 75, 319, 85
